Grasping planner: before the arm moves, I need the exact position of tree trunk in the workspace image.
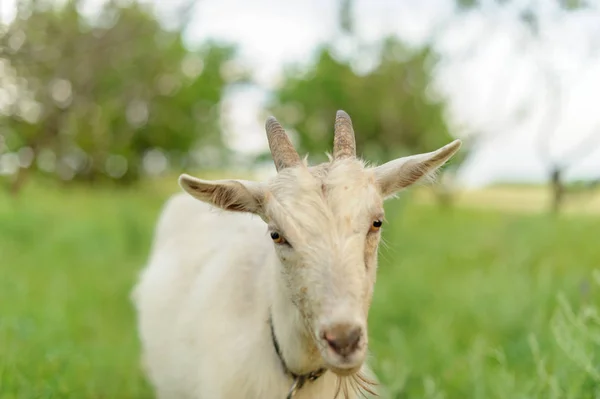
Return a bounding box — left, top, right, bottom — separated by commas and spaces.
431, 169, 459, 211
433, 185, 454, 210
9, 167, 29, 196
550, 167, 565, 214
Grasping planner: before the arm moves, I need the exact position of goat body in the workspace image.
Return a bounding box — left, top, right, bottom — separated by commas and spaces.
133, 193, 375, 398
132, 111, 461, 399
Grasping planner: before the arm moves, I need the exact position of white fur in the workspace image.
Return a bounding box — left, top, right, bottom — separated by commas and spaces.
131, 128, 461, 399
132, 192, 373, 398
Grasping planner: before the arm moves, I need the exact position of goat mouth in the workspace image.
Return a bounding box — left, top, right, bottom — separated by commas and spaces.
319, 342, 367, 377
317, 343, 367, 378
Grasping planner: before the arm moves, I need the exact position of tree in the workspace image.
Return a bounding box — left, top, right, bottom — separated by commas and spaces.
0, 0, 245, 193
453, 0, 599, 213
268, 38, 456, 182
265, 0, 463, 207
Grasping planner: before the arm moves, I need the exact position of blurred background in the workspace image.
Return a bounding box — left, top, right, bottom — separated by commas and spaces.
1, 0, 600, 397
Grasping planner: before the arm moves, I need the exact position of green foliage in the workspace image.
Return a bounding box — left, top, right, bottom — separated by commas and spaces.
1, 181, 599, 398
0, 182, 163, 397
455, 0, 481, 10
269, 38, 455, 166
369, 205, 600, 398
0, 0, 243, 185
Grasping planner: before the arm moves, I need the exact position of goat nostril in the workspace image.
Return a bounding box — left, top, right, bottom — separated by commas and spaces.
323, 325, 362, 356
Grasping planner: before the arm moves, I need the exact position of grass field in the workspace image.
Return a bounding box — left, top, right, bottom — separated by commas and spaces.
1, 178, 599, 398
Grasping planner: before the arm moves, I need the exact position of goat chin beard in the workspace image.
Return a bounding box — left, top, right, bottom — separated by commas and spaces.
330, 364, 361, 377
331, 368, 379, 398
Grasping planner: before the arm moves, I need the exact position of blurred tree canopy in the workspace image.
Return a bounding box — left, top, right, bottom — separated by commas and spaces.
453, 0, 598, 213
456, 0, 588, 11
269, 38, 455, 168
265, 0, 460, 188
0, 0, 245, 192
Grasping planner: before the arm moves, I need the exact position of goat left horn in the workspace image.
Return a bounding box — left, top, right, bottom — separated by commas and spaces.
265, 116, 301, 172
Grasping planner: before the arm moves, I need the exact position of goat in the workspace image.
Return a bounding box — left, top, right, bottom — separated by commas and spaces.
131, 111, 461, 398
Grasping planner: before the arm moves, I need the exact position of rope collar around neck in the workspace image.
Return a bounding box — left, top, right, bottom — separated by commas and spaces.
269, 314, 327, 398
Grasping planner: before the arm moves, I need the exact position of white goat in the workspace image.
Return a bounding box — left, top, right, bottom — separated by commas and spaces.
131, 111, 461, 399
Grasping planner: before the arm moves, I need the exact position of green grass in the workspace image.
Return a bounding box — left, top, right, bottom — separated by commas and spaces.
1, 181, 599, 398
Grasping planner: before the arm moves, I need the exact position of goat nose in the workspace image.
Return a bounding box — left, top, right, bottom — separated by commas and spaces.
322, 324, 362, 356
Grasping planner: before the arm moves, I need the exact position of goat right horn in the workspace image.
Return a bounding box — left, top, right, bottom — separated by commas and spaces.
265, 116, 301, 172
333, 110, 356, 160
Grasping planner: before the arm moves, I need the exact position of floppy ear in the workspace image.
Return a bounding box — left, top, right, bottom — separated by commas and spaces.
179, 174, 266, 214
374, 140, 462, 198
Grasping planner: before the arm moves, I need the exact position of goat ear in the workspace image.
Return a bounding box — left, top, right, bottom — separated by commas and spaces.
178, 174, 266, 214
374, 140, 462, 198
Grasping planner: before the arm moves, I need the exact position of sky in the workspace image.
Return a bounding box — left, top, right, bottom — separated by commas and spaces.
2, 0, 600, 187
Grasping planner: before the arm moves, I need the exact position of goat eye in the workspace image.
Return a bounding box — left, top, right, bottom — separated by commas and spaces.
371, 220, 383, 232
270, 231, 286, 244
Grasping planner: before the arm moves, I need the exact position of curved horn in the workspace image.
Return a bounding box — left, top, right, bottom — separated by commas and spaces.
265, 116, 301, 172
333, 110, 356, 159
